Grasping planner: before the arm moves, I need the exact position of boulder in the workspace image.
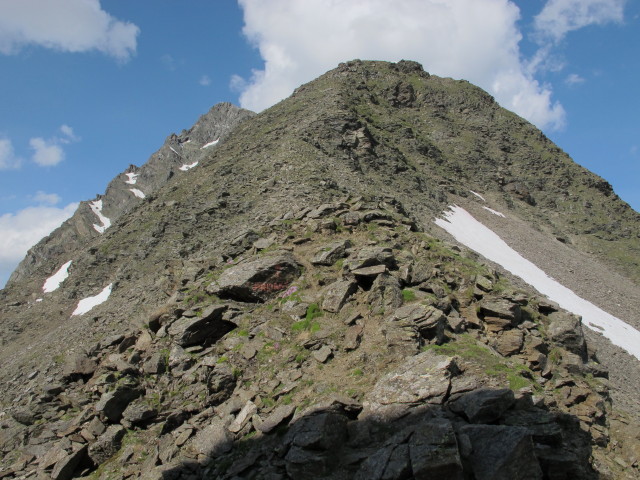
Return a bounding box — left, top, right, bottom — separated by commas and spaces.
368, 273, 403, 314
95, 381, 143, 423
122, 400, 157, 425
51, 446, 87, 480
344, 246, 396, 271
167, 305, 235, 347
88, 425, 126, 466
458, 424, 543, 480
390, 304, 446, 344
207, 253, 302, 302
311, 240, 351, 266
364, 350, 460, 416
322, 279, 358, 313
206, 365, 236, 405
479, 299, 521, 324
62, 352, 97, 380
450, 389, 515, 424
256, 404, 296, 434
191, 417, 232, 458
548, 312, 587, 358
493, 329, 524, 356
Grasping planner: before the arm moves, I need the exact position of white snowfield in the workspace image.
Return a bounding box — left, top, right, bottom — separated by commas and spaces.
179, 161, 198, 171
435, 205, 640, 361
129, 188, 145, 199
482, 206, 506, 218
124, 173, 138, 185
201, 139, 219, 149
42, 260, 72, 293
72, 283, 113, 316
89, 200, 111, 234
169, 146, 181, 156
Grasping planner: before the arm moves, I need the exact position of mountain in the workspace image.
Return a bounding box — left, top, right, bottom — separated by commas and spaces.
1, 60, 639, 479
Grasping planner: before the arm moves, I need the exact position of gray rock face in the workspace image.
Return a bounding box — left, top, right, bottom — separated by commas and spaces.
207, 253, 302, 302
479, 298, 522, 325
458, 424, 543, 480
191, 417, 232, 458
51, 446, 87, 480
450, 389, 515, 424
410, 419, 463, 480
167, 305, 233, 347
390, 304, 446, 344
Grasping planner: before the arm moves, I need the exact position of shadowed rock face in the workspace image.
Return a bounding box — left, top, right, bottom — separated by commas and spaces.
1, 60, 639, 479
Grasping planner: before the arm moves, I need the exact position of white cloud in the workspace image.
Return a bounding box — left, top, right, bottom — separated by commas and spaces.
199, 75, 211, 86
30, 137, 64, 166
565, 73, 585, 85
0, 202, 78, 288
161, 53, 176, 71
235, 0, 567, 130
0, 137, 22, 170
59, 124, 80, 143
534, 0, 625, 43
0, 0, 139, 62
33, 191, 61, 205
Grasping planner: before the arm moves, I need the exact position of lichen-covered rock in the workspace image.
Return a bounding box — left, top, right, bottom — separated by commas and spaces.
548, 311, 587, 358
364, 350, 460, 416
311, 240, 351, 266
207, 253, 302, 302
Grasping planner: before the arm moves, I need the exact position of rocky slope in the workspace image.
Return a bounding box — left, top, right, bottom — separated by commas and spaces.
1, 60, 639, 479
7, 102, 255, 286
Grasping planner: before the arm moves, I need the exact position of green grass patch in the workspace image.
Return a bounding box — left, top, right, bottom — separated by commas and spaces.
292, 303, 323, 333
402, 288, 416, 302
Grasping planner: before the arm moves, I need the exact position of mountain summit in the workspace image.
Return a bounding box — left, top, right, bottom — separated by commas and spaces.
1, 60, 639, 479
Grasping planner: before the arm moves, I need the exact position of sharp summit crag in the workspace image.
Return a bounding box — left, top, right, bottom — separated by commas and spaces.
1, 60, 639, 479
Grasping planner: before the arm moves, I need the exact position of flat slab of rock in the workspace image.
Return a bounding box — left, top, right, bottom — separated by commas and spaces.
390, 304, 446, 343
207, 253, 302, 302
479, 299, 521, 323
344, 246, 396, 271
364, 350, 460, 416
312, 345, 333, 363
256, 404, 296, 434
351, 264, 387, 277
167, 305, 234, 347
191, 417, 232, 458
51, 446, 87, 480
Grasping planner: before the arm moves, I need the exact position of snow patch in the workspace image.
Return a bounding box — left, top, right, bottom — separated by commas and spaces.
469, 190, 485, 201
43, 260, 72, 293
169, 146, 181, 156
124, 173, 138, 185
129, 188, 145, 199
201, 139, 219, 149
89, 200, 111, 234
435, 205, 640, 361
482, 206, 506, 218
36, 298, 43, 302
179, 161, 198, 171
72, 283, 113, 316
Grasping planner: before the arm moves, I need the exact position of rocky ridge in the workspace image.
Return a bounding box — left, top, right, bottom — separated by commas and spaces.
0, 60, 639, 478
0, 198, 630, 479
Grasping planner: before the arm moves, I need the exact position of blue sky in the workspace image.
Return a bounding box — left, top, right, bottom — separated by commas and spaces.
0, 0, 638, 287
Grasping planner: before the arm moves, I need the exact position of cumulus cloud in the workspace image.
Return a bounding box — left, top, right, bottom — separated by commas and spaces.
235, 0, 568, 130
30, 137, 64, 166
0, 0, 139, 61
0, 137, 22, 170
534, 0, 625, 44
0, 202, 78, 288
